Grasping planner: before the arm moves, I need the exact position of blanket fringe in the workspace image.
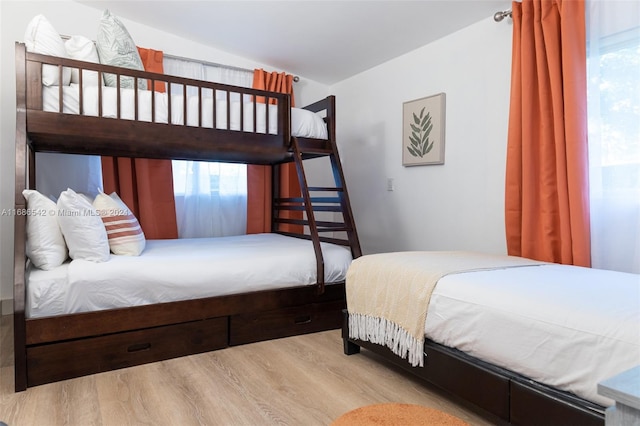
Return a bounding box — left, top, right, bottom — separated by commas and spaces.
348, 312, 424, 367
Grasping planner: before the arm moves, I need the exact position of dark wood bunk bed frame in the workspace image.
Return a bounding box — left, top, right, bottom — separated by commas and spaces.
13, 42, 362, 391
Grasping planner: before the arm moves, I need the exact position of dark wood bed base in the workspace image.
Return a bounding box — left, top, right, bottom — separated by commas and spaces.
13, 42, 361, 391
342, 311, 606, 426
25, 283, 346, 388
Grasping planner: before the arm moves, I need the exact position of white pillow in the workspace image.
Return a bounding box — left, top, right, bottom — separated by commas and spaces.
57, 188, 110, 262
291, 108, 328, 139
93, 191, 146, 256
65, 35, 102, 86
24, 14, 71, 86
96, 9, 147, 90
22, 190, 68, 270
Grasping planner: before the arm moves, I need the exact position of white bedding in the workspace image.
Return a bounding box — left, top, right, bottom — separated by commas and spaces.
42, 84, 328, 139
424, 264, 640, 407
26, 233, 352, 319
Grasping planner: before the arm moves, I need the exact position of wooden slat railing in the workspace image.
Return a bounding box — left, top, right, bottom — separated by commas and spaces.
23, 48, 289, 138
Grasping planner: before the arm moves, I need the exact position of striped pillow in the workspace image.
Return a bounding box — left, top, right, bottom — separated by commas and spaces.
93, 191, 146, 256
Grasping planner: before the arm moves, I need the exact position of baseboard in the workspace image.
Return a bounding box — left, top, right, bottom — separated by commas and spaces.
0, 299, 13, 315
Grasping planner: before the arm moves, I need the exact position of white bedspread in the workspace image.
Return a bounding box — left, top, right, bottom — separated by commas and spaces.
26, 233, 352, 318
43, 84, 328, 139
425, 264, 640, 407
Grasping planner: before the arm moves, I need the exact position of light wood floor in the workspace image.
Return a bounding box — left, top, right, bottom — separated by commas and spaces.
0, 315, 496, 426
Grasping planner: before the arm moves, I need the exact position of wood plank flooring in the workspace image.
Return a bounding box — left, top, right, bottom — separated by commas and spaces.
0, 315, 496, 425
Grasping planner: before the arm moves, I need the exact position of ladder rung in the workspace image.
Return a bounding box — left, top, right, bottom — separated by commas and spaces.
315, 221, 348, 228
275, 197, 341, 204
314, 205, 342, 211
308, 187, 343, 192
310, 197, 341, 204
276, 231, 352, 248
275, 218, 350, 230
318, 236, 352, 246
276, 205, 342, 212
318, 227, 350, 233
299, 147, 332, 155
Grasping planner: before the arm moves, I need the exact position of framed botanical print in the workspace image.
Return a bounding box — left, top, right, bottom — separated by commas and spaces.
402, 93, 446, 166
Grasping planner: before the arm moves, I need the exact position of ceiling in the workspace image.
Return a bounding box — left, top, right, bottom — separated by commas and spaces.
75, 1, 510, 85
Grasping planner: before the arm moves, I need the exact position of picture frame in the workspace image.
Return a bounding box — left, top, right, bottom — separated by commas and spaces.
402, 92, 446, 166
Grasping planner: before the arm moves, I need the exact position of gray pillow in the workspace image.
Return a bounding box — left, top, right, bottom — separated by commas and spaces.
96, 9, 147, 90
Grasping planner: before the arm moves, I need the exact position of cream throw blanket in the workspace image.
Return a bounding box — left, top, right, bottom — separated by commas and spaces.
346, 251, 546, 367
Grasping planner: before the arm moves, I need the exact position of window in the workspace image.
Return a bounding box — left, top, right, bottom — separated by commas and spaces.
587, 1, 640, 273
172, 161, 247, 238
172, 161, 247, 197
163, 57, 253, 238
589, 29, 640, 192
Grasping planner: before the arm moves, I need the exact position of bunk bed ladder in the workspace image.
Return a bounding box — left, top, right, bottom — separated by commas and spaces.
277, 136, 362, 295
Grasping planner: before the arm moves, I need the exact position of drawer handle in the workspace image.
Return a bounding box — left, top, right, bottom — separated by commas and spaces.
127, 342, 151, 353
295, 315, 312, 325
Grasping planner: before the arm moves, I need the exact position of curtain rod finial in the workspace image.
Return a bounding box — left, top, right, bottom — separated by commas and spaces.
494, 10, 512, 22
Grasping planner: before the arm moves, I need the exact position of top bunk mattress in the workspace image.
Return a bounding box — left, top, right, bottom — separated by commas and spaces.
26, 233, 352, 319
42, 84, 329, 139
425, 264, 640, 407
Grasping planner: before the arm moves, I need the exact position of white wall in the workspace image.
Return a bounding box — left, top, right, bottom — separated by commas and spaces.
331, 17, 513, 255
0, 1, 329, 311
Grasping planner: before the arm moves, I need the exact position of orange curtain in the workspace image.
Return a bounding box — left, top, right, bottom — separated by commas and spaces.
138, 47, 166, 92
247, 69, 301, 234
101, 47, 178, 239
505, 0, 590, 266
246, 165, 272, 233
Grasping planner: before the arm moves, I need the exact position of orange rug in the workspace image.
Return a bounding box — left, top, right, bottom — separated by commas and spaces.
330, 403, 470, 426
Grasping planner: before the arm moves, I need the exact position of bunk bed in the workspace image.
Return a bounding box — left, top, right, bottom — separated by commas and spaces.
342, 251, 640, 426
13, 42, 361, 391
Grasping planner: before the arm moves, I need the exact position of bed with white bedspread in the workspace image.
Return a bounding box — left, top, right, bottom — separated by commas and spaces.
27, 234, 352, 318
343, 251, 640, 425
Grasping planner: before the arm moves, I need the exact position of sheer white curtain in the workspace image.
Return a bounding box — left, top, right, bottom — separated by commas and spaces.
586, 0, 640, 273
163, 57, 253, 238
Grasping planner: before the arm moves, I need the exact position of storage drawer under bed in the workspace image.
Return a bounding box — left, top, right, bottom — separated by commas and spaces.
26, 317, 228, 387
229, 299, 345, 346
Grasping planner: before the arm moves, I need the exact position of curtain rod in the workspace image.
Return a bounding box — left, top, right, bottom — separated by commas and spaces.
163, 52, 300, 82
60, 34, 299, 82
493, 9, 512, 22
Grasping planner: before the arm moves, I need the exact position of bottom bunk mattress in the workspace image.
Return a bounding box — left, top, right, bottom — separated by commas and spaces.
346, 252, 640, 408
27, 233, 352, 318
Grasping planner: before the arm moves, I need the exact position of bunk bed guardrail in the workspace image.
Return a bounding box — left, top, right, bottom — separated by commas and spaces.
17, 43, 294, 164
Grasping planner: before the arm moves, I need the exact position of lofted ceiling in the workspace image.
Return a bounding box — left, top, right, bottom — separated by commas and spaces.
75, 1, 511, 85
